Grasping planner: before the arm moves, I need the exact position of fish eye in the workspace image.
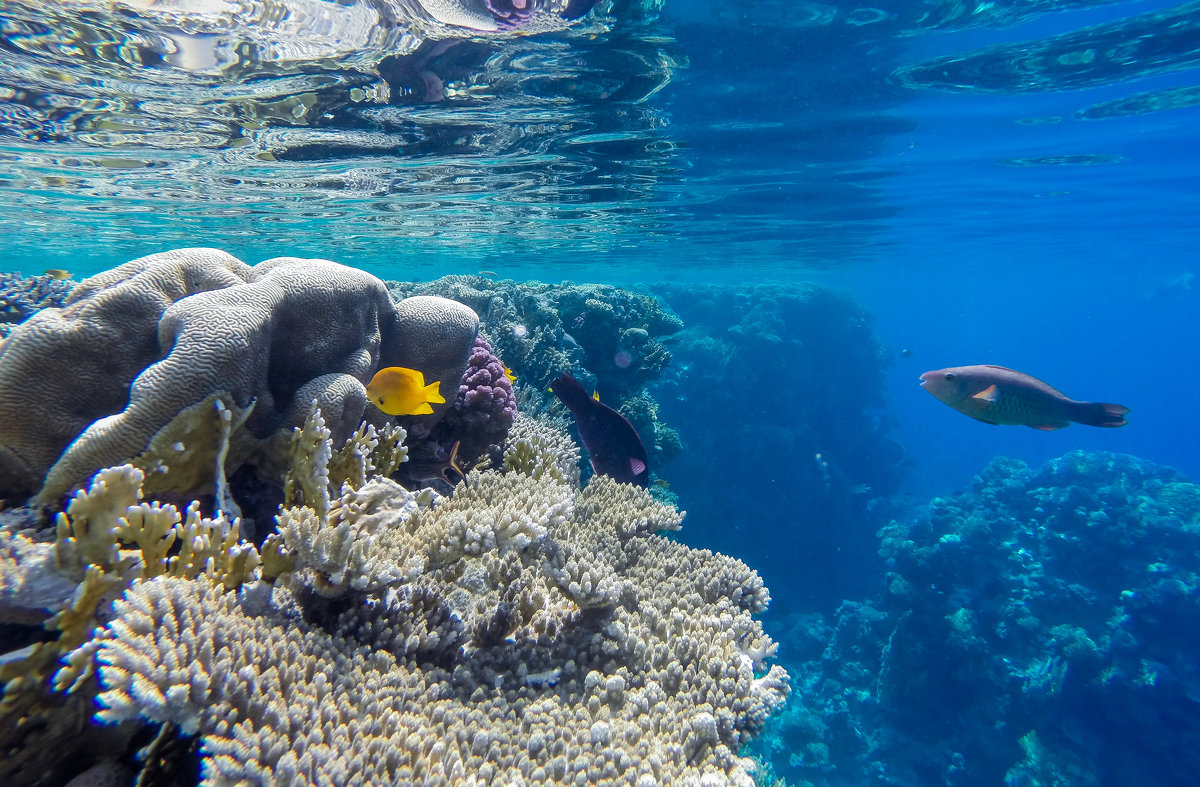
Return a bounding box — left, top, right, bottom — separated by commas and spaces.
944, 373, 955, 380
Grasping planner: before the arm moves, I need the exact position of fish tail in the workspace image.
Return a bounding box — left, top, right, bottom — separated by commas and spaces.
425, 380, 446, 404
1070, 401, 1129, 428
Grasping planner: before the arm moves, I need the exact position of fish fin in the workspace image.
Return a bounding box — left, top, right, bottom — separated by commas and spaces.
592, 390, 600, 401
630, 457, 646, 476
1029, 422, 1070, 431
979, 365, 1068, 397
1069, 401, 1129, 428
412, 402, 434, 415
424, 380, 445, 405
970, 416, 999, 425
971, 385, 1000, 402
441, 441, 466, 484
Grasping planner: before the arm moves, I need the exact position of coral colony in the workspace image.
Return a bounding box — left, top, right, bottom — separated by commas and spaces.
0, 249, 788, 785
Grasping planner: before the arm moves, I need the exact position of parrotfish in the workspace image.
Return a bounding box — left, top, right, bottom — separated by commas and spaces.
550, 372, 649, 487
920, 365, 1129, 430
366, 366, 445, 416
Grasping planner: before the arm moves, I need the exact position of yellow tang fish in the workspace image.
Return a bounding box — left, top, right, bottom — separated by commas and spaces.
366, 366, 445, 416
503, 365, 517, 383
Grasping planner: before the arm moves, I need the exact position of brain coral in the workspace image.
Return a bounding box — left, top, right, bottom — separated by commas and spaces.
0, 248, 478, 506
75, 413, 788, 786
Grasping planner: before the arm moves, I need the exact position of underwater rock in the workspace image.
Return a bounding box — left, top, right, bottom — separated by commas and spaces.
0, 248, 477, 510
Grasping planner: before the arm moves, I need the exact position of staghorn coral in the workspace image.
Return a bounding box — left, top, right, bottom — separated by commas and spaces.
0, 248, 477, 508
79, 417, 787, 786
0, 462, 263, 785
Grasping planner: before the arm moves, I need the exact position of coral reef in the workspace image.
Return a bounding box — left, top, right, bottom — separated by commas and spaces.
0, 249, 477, 516
0, 462, 262, 785
402, 334, 518, 487
0, 272, 75, 337
1, 407, 788, 785
648, 282, 905, 612
387, 275, 682, 474
756, 451, 1200, 787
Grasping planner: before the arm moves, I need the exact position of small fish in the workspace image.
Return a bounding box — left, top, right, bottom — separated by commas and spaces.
550, 372, 649, 487
401, 440, 466, 485
900, 348, 914, 358
503, 365, 517, 383
592, 390, 600, 401
848, 483, 872, 495
479, 270, 498, 279
560, 331, 581, 350
42, 269, 71, 280
920, 365, 1129, 431
366, 366, 445, 416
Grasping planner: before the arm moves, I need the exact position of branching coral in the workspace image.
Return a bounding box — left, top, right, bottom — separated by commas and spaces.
501, 412, 583, 487
0, 461, 263, 784
74, 416, 787, 786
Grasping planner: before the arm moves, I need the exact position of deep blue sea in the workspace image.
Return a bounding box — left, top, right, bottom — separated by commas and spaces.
2, 0, 1198, 785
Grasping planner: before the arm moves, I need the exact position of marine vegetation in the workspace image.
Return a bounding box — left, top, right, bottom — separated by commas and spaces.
756, 450, 1200, 787
0, 407, 790, 785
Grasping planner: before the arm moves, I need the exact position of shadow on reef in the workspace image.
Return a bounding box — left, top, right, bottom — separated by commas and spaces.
391, 276, 909, 616
753, 450, 1200, 787
648, 283, 909, 613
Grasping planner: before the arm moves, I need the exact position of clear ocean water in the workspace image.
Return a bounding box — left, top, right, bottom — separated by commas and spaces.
2, 0, 1198, 784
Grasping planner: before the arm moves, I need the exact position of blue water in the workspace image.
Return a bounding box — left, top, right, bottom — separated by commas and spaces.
2, 0, 1199, 784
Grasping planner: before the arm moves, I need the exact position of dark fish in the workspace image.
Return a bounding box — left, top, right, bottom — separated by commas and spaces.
920, 364, 1129, 431
550, 372, 649, 486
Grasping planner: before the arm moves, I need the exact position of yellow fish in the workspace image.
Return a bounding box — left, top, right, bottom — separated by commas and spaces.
43, 269, 71, 280
366, 366, 445, 416
503, 365, 517, 383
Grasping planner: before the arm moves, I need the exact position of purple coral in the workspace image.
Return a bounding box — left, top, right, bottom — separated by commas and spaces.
410, 335, 516, 478
454, 334, 517, 436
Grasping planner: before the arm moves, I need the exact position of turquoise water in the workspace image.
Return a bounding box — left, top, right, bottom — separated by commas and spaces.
2, 0, 1199, 785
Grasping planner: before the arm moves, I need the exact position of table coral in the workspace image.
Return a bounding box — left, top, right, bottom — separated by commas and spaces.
74, 411, 788, 785
0, 248, 477, 510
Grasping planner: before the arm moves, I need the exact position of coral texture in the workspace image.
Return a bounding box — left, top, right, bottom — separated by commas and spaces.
0, 462, 262, 785
387, 275, 682, 480
0, 272, 75, 333
758, 451, 1200, 787
408, 333, 518, 478
79, 415, 787, 785
0, 249, 477, 507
